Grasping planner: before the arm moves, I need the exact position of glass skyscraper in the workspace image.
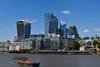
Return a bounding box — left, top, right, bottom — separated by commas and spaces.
17, 20, 31, 41
44, 13, 58, 36
60, 21, 66, 38
67, 25, 79, 39
49, 16, 58, 33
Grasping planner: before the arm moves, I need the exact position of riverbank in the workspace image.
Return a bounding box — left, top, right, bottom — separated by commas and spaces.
8, 50, 92, 55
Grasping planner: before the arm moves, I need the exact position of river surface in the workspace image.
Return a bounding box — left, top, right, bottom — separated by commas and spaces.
0, 53, 100, 67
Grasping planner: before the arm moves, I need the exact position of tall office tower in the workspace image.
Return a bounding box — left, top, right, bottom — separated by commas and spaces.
17, 20, 31, 41
68, 25, 79, 39
44, 13, 58, 36
59, 20, 67, 49
59, 20, 67, 38
49, 16, 58, 34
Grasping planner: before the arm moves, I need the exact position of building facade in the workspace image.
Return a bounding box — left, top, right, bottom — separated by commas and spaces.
17, 20, 31, 41
44, 13, 58, 36
49, 16, 58, 34
67, 25, 80, 39
59, 21, 67, 38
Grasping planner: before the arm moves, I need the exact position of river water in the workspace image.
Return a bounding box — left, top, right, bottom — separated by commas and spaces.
0, 53, 100, 67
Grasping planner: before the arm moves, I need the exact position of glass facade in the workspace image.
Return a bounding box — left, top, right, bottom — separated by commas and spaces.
25, 23, 31, 38
68, 25, 79, 39
17, 20, 31, 41
60, 23, 66, 38
49, 16, 58, 34
44, 13, 58, 36
44, 13, 53, 36
17, 21, 25, 41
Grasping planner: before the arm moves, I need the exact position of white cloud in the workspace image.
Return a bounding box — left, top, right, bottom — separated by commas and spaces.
92, 28, 100, 32
83, 29, 90, 33
32, 19, 37, 23
61, 10, 71, 15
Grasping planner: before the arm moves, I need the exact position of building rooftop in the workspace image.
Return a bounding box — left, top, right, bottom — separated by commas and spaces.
60, 20, 65, 25
17, 19, 31, 24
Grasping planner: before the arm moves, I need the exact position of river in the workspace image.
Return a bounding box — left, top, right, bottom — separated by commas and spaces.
0, 53, 100, 67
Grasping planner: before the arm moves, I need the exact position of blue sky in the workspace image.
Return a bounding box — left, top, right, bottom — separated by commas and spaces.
0, 0, 100, 41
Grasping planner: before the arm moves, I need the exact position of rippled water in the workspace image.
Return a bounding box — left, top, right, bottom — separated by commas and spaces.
0, 53, 100, 67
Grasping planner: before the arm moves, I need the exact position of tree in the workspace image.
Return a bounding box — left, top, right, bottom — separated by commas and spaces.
91, 37, 94, 40
97, 43, 100, 49
64, 45, 71, 50
7, 40, 10, 44
73, 40, 80, 50
6, 40, 11, 51
83, 37, 90, 40
93, 40, 99, 48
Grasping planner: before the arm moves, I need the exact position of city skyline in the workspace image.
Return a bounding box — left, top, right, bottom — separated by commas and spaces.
0, 0, 100, 41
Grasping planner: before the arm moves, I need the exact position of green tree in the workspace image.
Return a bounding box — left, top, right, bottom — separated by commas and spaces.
93, 40, 99, 48
97, 43, 100, 49
73, 40, 80, 50
7, 40, 10, 44
6, 40, 10, 51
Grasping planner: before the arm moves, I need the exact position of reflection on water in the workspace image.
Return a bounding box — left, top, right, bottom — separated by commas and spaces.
0, 53, 100, 67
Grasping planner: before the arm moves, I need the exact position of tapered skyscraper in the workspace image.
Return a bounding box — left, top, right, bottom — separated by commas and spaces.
17, 20, 31, 41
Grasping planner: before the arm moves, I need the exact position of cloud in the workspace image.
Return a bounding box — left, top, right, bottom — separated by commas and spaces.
32, 19, 37, 23
61, 10, 71, 15
92, 28, 100, 32
83, 29, 90, 33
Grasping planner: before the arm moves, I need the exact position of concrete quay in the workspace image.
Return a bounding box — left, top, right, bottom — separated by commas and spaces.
37, 50, 91, 55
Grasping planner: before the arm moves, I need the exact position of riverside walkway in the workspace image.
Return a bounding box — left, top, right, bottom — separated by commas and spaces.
37, 50, 91, 55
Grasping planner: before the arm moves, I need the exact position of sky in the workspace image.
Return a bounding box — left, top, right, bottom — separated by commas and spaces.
0, 0, 100, 41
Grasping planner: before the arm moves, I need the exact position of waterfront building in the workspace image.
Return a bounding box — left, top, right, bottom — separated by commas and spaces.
16, 20, 31, 41
0, 42, 10, 51
59, 37, 65, 49
80, 38, 93, 48
40, 39, 45, 49
20, 41, 32, 50
65, 38, 75, 46
31, 39, 36, 49
31, 34, 60, 50
44, 37, 51, 49
48, 33, 60, 49
44, 13, 58, 36
9, 42, 21, 51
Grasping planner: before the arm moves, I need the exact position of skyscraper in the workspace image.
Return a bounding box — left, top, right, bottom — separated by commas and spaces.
44, 13, 58, 36
49, 16, 58, 33
59, 20, 67, 38
17, 20, 31, 41
68, 25, 79, 39
59, 20, 67, 49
